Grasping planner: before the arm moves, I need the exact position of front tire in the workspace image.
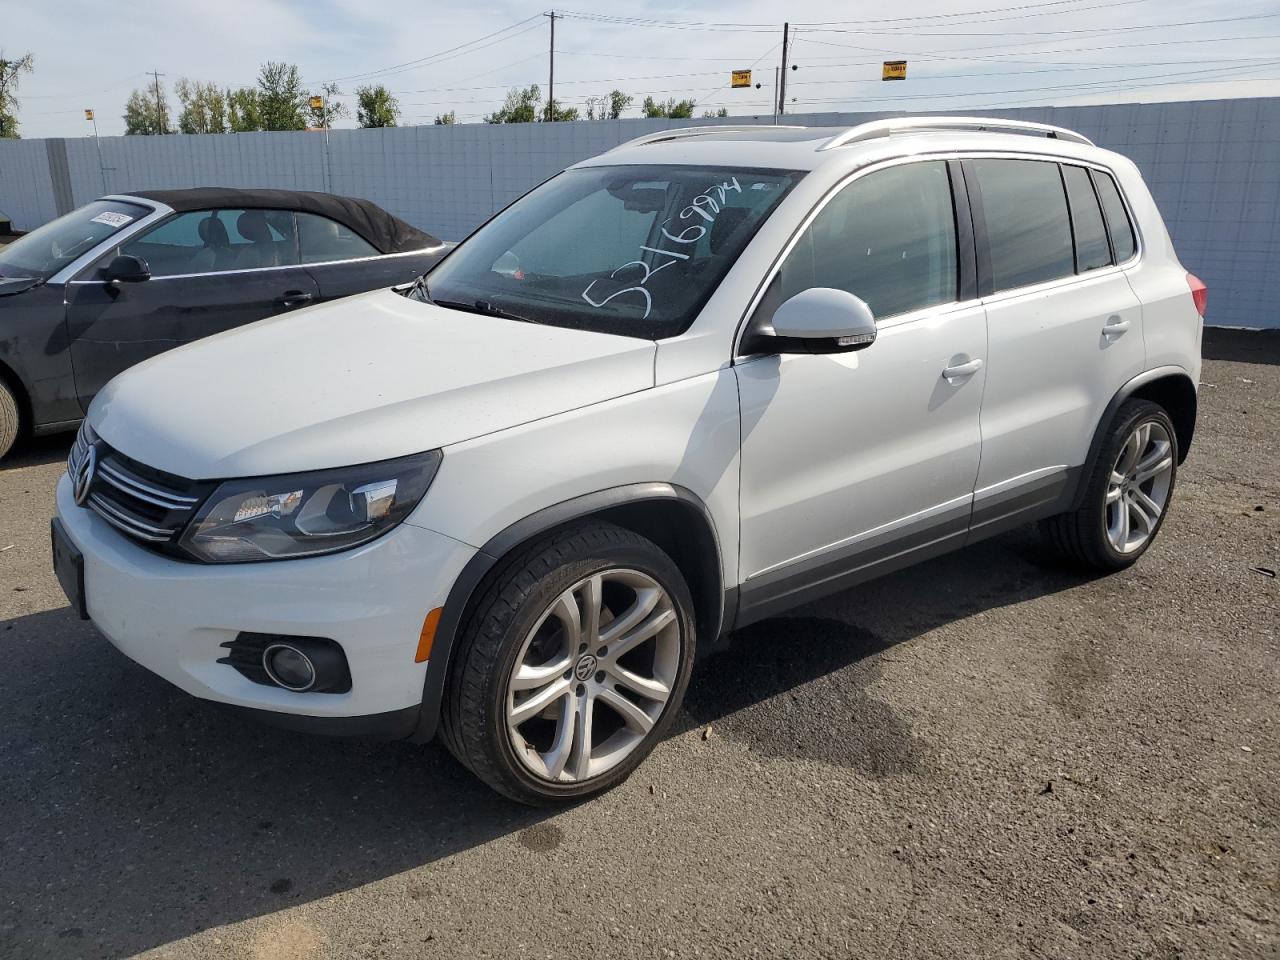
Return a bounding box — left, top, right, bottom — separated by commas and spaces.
440, 521, 696, 805
0, 379, 19, 460
1041, 399, 1178, 571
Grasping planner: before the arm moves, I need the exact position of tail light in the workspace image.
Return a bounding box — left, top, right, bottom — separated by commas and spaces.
1186, 273, 1208, 317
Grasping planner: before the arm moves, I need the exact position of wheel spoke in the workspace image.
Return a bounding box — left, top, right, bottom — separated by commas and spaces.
1116, 430, 1142, 475
541, 694, 577, 780
609, 664, 671, 703
606, 606, 676, 661
597, 687, 655, 734
1133, 442, 1172, 485
548, 591, 581, 650
511, 655, 573, 691
1130, 488, 1162, 528
578, 574, 604, 646
1115, 495, 1131, 546
570, 692, 595, 780
509, 677, 571, 726
598, 586, 661, 646
1106, 484, 1124, 504
1127, 496, 1153, 537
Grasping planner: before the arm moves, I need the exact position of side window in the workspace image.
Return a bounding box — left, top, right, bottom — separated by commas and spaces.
1091, 171, 1137, 262
1061, 164, 1112, 273
970, 158, 1075, 292
119, 209, 298, 276
773, 160, 957, 322
296, 213, 379, 264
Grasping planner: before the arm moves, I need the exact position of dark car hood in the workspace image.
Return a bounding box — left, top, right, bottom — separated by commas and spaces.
0, 277, 42, 298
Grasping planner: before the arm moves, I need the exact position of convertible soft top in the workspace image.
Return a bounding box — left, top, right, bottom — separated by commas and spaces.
123, 187, 440, 255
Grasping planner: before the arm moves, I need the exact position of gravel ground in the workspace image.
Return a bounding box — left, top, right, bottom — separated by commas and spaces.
0, 332, 1275, 960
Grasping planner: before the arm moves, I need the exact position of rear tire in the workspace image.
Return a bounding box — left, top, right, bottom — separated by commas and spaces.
1040, 399, 1178, 571
440, 521, 696, 806
0, 379, 20, 461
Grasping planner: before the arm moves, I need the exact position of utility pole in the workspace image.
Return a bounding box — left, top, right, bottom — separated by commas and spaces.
87, 109, 107, 192
773, 67, 780, 125
545, 10, 558, 122
151, 69, 167, 135
777, 23, 790, 117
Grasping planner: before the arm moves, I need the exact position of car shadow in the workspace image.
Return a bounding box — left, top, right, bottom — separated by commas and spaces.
1, 433, 74, 471
0, 527, 1093, 958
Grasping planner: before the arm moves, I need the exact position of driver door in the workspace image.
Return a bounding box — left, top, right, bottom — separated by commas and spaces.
66, 208, 319, 407
735, 160, 987, 622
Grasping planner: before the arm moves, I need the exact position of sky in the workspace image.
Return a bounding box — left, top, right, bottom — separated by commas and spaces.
6, 0, 1280, 138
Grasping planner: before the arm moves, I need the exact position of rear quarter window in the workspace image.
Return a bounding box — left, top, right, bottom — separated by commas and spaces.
1061, 164, 1112, 273
1091, 170, 1137, 262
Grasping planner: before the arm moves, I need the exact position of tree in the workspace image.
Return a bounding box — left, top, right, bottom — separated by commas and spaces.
256, 61, 307, 131
486, 85, 540, 124
485, 85, 577, 124
586, 90, 632, 120
226, 87, 262, 132
434, 111, 456, 125
355, 84, 399, 128
702, 107, 729, 119
642, 96, 696, 119
307, 81, 349, 129
175, 79, 227, 134
0, 51, 34, 139
123, 83, 171, 135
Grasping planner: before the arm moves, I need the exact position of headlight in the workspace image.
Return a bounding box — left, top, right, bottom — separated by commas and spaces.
177, 451, 442, 562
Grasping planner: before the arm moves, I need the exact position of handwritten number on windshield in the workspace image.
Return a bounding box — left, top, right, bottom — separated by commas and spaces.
581, 176, 742, 320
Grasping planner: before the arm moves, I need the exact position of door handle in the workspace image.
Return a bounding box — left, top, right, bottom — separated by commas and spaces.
1102, 315, 1131, 337
277, 291, 314, 309
942, 358, 984, 383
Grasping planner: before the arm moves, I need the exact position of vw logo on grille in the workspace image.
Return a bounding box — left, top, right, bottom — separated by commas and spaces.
72, 444, 97, 507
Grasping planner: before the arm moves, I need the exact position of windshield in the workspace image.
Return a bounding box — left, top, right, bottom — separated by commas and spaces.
420, 164, 803, 339
0, 199, 150, 281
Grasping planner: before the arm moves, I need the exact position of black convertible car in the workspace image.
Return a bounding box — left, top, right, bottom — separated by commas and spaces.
0, 188, 447, 458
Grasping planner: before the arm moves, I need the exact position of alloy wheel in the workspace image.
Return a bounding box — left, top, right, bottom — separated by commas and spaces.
505, 568, 681, 783
1105, 419, 1174, 554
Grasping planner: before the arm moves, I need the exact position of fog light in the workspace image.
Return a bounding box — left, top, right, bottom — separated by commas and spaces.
263, 644, 317, 692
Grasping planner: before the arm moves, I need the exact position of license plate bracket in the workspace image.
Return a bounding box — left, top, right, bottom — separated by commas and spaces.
51, 518, 88, 620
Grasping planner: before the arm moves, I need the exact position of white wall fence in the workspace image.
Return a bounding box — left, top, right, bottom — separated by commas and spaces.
1, 97, 1276, 328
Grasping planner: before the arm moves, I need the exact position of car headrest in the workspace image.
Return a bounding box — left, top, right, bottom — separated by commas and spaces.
197, 215, 229, 247
709, 207, 751, 254
237, 210, 272, 243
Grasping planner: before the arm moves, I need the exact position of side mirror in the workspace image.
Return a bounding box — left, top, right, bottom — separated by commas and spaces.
104, 254, 151, 283
768, 287, 877, 353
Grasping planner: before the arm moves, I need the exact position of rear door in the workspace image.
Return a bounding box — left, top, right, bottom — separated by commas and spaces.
65, 208, 320, 407
297, 212, 435, 301
964, 157, 1145, 534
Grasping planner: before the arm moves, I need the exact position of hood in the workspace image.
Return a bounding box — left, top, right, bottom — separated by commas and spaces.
91, 288, 656, 478
0, 276, 42, 297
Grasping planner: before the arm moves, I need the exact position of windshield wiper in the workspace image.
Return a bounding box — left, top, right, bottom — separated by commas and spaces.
432, 297, 544, 326
405, 274, 431, 303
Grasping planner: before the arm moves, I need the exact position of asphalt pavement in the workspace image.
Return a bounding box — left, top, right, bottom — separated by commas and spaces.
0, 330, 1275, 959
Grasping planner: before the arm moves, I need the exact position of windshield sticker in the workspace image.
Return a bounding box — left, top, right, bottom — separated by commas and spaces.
91, 211, 134, 228
581, 176, 743, 321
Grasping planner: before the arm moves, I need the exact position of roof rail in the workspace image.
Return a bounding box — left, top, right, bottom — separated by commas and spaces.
611, 124, 807, 151
818, 116, 1094, 151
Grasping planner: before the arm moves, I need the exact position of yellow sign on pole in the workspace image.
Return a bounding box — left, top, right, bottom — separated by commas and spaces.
309, 95, 324, 110
84, 109, 94, 121
882, 60, 907, 81
731, 69, 752, 89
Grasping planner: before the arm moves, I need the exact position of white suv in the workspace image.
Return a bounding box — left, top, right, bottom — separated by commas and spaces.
52, 118, 1205, 804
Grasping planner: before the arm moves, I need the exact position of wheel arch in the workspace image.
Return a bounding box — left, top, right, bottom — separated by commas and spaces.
1071, 366, 1196, 510
409, 482, 728, 743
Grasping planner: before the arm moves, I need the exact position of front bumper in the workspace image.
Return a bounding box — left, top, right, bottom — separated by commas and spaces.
55, 473, 475, 727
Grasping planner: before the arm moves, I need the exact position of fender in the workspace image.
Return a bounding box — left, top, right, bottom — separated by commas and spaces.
408, 482, 725, 743
1069, 364, 1196, 511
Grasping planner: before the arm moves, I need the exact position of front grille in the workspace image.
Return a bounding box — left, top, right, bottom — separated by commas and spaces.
70, 424, 213, 553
